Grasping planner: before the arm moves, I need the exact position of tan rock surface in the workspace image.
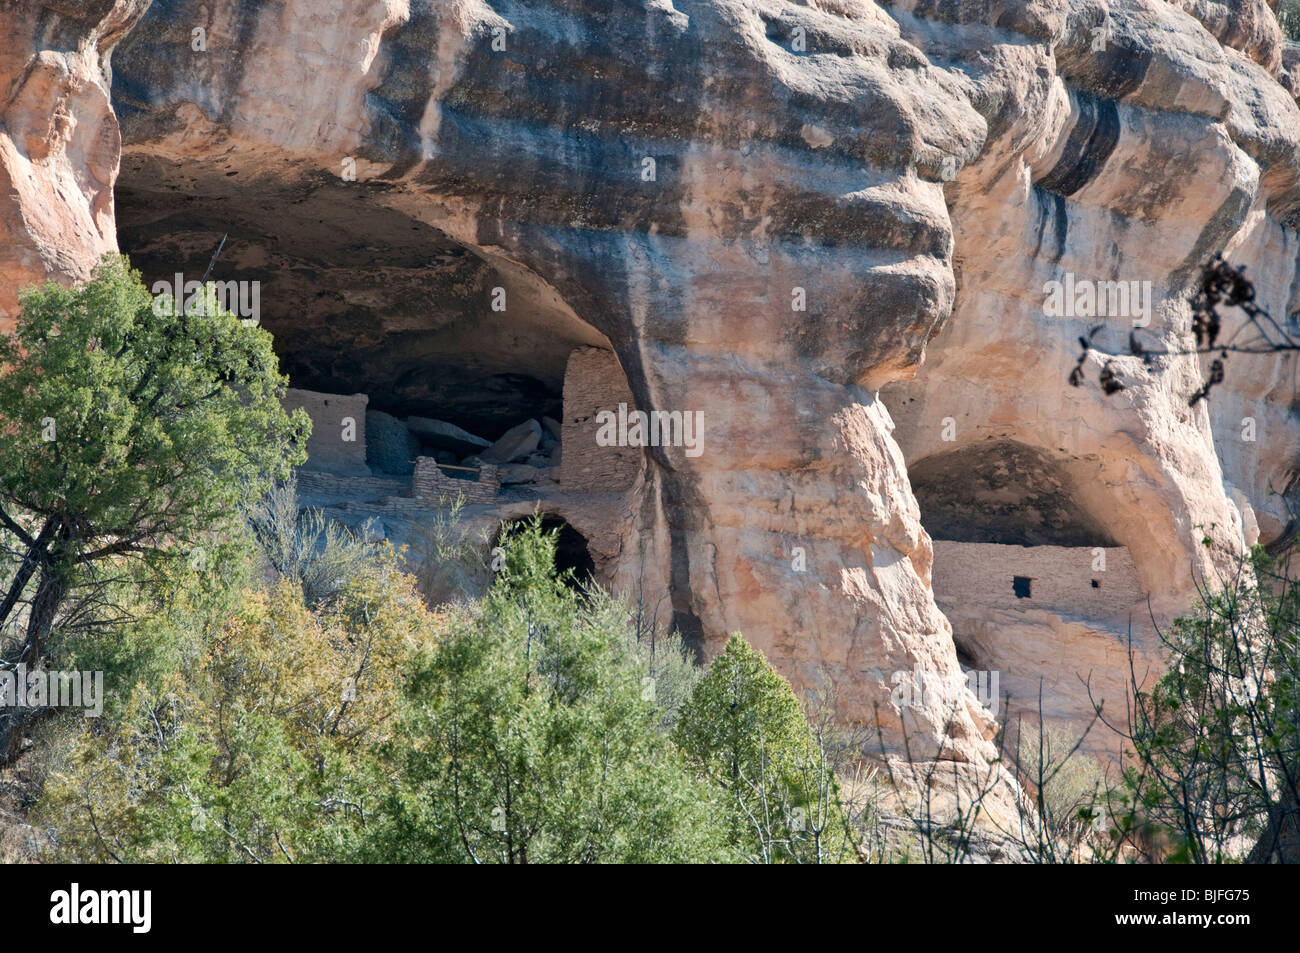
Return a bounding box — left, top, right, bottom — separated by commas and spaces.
0, 1, 147, 326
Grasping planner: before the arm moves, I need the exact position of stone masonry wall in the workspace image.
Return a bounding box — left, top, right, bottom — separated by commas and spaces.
295, 469, 410, 504
412, 457, 500, 504
283, 388, 370, 476
931, 541, 1145, 625
559, 347, 641, 492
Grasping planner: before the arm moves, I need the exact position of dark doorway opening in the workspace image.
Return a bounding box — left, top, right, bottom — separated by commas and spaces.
499, 514, 595, 588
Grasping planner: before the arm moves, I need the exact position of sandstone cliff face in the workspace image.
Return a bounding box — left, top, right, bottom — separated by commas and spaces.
2, 0, 1299, 815
884, 0, 1300, 750
0, 1, 148, 324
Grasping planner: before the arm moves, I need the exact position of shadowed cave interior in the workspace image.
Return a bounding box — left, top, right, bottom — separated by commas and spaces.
910, 440, 1117, 548
497, 514, 596, 588
113, 153, 608, 460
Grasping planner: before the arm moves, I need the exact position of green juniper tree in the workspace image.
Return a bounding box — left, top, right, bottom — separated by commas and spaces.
673, 634, 857, 863
365, 517, 727, 863
0, 254, 307, 677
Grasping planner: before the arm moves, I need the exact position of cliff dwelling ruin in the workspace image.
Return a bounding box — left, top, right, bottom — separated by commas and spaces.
113, 156, 650, 588
112, 149, 1167, 767
902, 437, 1153, 759
273, 343, 642, 522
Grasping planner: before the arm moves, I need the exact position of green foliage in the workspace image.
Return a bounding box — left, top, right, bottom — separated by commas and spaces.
47, 521, 261, 719
597, 589, 701, 732
0, 254, 306, 556
363, 516, 726, 863
0, 254, 307, 664
38, 547, 432, 863
673, 634, 857, 863
1117, 546, 1300, 862
1281, 0, 1300, 41
33, 510, 869, 864
35, 511, 731, 863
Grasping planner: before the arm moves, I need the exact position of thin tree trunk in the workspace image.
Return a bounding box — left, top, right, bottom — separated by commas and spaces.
21, 565, 65, 668
0, 516, 55, 632
1, 563, 65, 764
1248, 783, 1300, 863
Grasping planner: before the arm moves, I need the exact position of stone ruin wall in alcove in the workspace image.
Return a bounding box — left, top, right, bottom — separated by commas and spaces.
559, 347, 642, 493
931, 541, 1144, 625
282, 389, 370, 477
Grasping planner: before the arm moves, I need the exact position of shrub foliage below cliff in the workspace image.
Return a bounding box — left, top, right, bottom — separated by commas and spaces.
34, 514, 858, 863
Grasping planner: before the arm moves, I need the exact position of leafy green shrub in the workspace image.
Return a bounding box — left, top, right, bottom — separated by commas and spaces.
673, 634, 858, 863
37, 547, 431, 863
363, 517, 726, 863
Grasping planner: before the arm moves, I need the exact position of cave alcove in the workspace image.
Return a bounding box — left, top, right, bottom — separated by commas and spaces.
908, 440, 1117, 548
111, 152, 608, 476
